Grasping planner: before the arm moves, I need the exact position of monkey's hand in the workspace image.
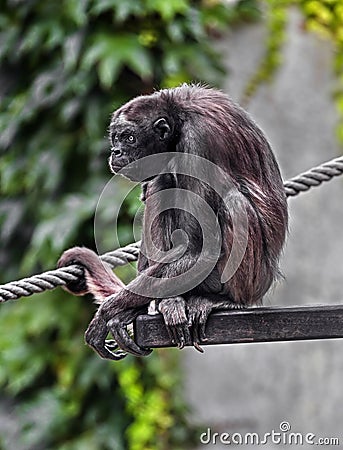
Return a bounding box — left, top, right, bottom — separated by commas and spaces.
85, 293, 152, 359
158, 297, 191, 350
84, 310, 128, 360
57, 247, 125, 302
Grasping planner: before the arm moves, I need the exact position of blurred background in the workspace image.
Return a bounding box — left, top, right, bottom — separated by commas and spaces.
1, 0, 343, 449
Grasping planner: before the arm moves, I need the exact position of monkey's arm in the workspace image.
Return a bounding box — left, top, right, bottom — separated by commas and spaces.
85, 246, 204, 359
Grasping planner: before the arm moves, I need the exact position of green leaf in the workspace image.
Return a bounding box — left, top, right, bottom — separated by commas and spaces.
90, 0, 119, 16
82, 34, 153, 86
98, 56, 122, 88
114, 0, 145, 22
63, 0, 89, 26
146, 0, 188, 21
63, 32, 84, 71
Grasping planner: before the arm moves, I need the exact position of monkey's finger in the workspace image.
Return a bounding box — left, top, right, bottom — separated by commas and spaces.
104, 342, 127, 360
189, 309, 209, 343
104, 339, 127, 359
105, 339, 120, 351
87, 337, 128, 360
89, 341, 127, 360
108, 319, 152, 357
84, 315, 126, 361
164, 323, 179, 346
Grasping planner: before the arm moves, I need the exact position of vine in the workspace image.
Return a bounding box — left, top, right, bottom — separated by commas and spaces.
242, 0, 291, 105
243, 0, 343, 144
299, 0, 343, 143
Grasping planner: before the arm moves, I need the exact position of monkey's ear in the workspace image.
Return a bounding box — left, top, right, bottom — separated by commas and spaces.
153, 118, 171, 140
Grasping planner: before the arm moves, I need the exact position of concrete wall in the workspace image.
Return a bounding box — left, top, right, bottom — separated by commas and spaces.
184, 8, 343, 449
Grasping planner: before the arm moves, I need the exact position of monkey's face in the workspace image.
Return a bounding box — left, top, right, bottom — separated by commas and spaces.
108, 115, 139, 173
108, 111, 174, 178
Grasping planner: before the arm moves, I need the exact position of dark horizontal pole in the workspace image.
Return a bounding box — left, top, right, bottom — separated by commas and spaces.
134, 305, 343, 348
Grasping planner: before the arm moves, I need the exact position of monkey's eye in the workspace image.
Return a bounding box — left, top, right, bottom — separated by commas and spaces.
126, 135, 135, 143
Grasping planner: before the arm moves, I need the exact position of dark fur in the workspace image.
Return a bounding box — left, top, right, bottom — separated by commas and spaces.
59, 84, 288, 360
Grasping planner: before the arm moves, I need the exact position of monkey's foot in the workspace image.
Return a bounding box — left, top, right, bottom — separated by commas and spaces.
85, 313, 128, 360
158, 297, 190, 350
186, 296, 217, 353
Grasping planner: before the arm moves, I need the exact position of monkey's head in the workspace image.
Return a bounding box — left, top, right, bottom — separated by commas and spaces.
108, 84, 285, 191
108, 93, 180, 178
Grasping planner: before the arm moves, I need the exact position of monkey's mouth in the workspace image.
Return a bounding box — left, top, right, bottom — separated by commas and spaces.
108, 153, 130, 173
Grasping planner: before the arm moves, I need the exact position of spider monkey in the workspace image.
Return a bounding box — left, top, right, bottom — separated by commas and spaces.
58, 84, 288, 360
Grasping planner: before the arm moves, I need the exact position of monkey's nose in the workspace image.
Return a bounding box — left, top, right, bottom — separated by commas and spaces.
112, 148, 122, 157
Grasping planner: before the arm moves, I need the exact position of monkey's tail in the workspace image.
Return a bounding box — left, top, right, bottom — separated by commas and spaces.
57, 247, 125, 303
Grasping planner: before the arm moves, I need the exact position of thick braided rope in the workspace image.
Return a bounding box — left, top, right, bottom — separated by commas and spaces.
284, 156, 343, 197
0, 242, 140, 303
1, 156, 343, 303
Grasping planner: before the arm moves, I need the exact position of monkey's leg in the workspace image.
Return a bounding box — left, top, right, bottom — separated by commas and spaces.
187, 296, 243, 352
158, 297, 190, 349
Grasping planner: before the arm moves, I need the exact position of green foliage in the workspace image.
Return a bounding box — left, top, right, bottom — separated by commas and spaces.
0, 0, 250, 448
243, 0, 343, 144
0, 294, 191, 450
298, 0, 343, 143
243, 0, 291, 104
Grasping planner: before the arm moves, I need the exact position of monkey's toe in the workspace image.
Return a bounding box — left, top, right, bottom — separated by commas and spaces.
187, 296, 214, 353
158, 297, 191, 349
193, 341, 204, 353
166, 323, 191, 350
188, 317, 206, 353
